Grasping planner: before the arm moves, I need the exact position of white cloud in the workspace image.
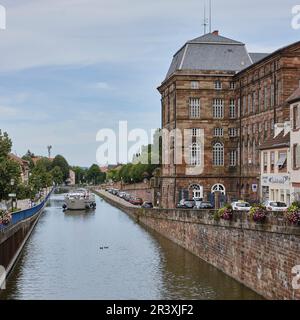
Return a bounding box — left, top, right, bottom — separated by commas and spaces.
91, 82, 112, 90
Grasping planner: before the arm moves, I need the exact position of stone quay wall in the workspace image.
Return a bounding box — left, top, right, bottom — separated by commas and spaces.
95, 189, 300, 300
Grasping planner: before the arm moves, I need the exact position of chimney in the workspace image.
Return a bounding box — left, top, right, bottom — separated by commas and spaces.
212, 30, 219, 36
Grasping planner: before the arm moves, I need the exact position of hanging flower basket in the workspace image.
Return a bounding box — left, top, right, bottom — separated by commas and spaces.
215, 205, 233, 221
285, 204, 300, 225
248, 205, 267, 223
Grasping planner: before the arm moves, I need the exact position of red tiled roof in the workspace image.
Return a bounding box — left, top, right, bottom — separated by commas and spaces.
259, 131, 290, 150
9, 153, 29, 166
287, 87, 300, 104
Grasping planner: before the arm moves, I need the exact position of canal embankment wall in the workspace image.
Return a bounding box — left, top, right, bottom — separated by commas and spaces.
0, 189, 53, 283
95, 189, 300, 300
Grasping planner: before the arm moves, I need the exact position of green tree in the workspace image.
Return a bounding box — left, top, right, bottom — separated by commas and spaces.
36, 157, 53, 172
51, 166, 64, 185
52, 155, 69, 181
71, 166, 88, 184
87, 164, 105, 185
0, 130, 21, 200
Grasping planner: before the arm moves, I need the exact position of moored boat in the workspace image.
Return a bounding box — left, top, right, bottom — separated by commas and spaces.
62, 189, 96, 211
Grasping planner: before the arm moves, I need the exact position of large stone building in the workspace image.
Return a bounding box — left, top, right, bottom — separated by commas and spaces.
158, 31, 300, 208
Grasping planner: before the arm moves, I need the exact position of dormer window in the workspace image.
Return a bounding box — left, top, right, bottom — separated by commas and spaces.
215, 81, 222, 90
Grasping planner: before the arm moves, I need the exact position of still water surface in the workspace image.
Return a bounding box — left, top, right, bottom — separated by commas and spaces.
1, 192, 262, 299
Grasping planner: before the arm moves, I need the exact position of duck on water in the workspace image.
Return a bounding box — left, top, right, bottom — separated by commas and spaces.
62, 188, 96, 211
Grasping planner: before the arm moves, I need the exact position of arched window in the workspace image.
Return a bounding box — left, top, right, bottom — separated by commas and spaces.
211, 184, 226, 195
189, 143, 201, 166
213, 142, 224, 166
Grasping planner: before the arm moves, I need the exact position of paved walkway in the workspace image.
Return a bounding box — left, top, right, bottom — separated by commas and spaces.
94, 189, 139, 208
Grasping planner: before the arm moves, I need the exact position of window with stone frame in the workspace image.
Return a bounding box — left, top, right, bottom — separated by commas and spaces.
229, 99, 236, 118
230, 82, 235, 90
228, 128, 237, 137
258, 88, 261, 113
293, 105, 300, 130
213, 142, 224, 166
189, 98, 201, 118
214, 128, 224, 137
252, 91, 256, 113
248, 94, 252, 114
215, 80, 222, 90
264, 86, 268, 110
293, 144, 300, 169
191, 81, 199, 89
263, 152, 268, 172
270, 151, 275, 172
270, 84, 275, 107
252, 140, 256, 165
189, 143, 201, 166
229, 150, 237, 167
277, 151, 287, 172
212, 99, 224, 119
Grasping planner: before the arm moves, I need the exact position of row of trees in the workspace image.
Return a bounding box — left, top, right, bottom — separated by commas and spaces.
106, 130, 162, 183
71, 164, 106, 185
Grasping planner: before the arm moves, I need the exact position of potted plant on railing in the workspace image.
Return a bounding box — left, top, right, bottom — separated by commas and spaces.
214, 204, 233, 221
248, 204, 267, 223
284, 203, 300, 226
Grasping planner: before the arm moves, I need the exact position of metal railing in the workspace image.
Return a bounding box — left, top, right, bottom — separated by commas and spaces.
0, 188, 53, 233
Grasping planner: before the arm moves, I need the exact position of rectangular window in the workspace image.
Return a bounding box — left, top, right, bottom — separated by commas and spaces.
252, 92, 256, 113
189, 98, 200, 118
258, 89, 261, 113
264, 86, 268, 110
191, 128, 201, 137
229, 150, 237, 166
228, 128, 237, 137
270, 84, 275, 107
229, 99, 236, 118
214, 128, 224, 137
215, 81, 222, 90
242, 96, 246, 116
277, 81, 281, 105
277, 151, 287, 171
230, 82, 235, 90
293, 144, 300, 169
293, 105, 299, 130
263, 152, 268, 172
270, 151, 275, 172
213, 99, 224, 119
191, 81, 199, 89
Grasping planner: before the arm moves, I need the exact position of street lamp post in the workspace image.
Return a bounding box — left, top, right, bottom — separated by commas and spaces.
10, 178, 15, 212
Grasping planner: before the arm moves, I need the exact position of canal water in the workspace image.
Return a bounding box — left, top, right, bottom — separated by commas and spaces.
1, 192, 261, 300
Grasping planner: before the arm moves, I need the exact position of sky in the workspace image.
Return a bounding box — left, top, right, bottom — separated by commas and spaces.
0, 0, 299, 167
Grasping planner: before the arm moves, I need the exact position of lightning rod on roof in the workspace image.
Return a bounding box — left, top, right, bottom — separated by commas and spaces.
203, 1, 208, 34
209, 0, 212, 33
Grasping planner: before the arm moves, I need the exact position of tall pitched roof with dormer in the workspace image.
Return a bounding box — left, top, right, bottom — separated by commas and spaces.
165, 31, 255, 79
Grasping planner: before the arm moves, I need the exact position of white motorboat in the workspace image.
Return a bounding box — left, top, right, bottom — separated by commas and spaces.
63, 188, 96, 211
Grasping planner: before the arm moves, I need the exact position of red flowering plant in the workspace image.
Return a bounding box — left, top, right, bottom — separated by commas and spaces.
284, 203, 300, 225
214, 204, 233, 221
248, 204, 267, 223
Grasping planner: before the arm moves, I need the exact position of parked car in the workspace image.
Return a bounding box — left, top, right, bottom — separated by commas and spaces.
129, 197, 143, 206
195, 201, 214, 209
177, 199, 196, 209
231, 201, 251, 211
141, 202, 153, 208
124, 193, 131, 201
118, 192, 127, 199
263, 201, 288, 212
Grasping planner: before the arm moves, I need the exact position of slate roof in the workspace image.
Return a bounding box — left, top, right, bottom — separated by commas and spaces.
287, 87, 300, 104
165, 32, 255, 79
249, 52, 270, 63
259, 131, 290, 150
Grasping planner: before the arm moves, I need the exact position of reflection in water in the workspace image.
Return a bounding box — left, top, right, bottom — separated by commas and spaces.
0, 192, 262, 300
